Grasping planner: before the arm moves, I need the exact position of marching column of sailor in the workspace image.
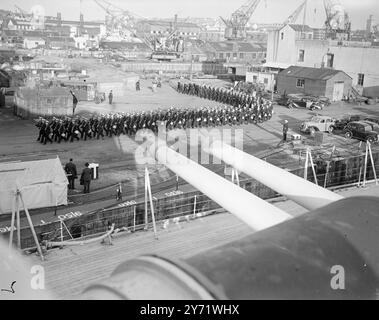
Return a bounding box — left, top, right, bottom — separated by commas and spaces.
35, 84, 273, 144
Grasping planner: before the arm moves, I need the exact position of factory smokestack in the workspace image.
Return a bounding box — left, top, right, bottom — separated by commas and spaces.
57, 12, 62, 27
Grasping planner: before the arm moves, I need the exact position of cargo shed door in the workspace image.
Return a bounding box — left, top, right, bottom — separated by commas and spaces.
333, 81, 344, 101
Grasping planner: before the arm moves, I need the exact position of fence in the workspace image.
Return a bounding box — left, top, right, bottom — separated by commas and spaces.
6, 191, 220, 250
2, 150, 379, 250
14, 87, 72, 119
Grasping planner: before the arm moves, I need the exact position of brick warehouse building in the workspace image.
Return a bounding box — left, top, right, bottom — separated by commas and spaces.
276, 66, 353, 101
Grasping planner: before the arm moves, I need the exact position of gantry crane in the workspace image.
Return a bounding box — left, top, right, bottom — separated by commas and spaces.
220, 0, 261, 40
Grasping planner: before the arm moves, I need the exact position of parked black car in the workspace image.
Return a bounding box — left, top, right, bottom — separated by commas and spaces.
331, 115, 362, 131
343, 121, 379, 143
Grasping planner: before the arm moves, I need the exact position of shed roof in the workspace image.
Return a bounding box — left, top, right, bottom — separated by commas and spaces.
208, 41, 265, 52
263, 61, 291, 69
47, 36, 75, 43
24, 37, 45, 41
143, 20, 200, 29
18, 87, 71, 99
99, 41, 151, 51
279, 66, 351, 81
288, 24, 313, 32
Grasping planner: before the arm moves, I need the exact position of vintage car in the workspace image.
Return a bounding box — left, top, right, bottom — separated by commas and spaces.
343, 121, 379, 143
300, 116, 336, 135
330, 114, 362, 131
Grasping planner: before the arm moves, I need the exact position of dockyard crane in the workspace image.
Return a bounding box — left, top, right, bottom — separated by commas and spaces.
283, 0, 307, 25
372, 24, 379, 40
220, 0, 261, 40
14, 5, 29, 19
323, 0, 351, 39
93, 0, 139, 36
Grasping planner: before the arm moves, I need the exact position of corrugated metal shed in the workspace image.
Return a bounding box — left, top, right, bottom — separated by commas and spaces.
280, 66, 351, 81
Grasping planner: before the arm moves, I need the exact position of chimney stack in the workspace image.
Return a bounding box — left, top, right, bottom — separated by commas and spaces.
79, 13, 84, 36
57, 12, 62, 27
366, 15, 373, 39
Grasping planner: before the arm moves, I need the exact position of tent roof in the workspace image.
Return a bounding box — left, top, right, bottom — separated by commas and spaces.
0, 157, 67, 192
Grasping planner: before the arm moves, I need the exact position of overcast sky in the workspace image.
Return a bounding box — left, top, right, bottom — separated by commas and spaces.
1, 0, 378, 29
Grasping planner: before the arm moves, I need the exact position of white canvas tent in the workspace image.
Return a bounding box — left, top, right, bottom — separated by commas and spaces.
0, 157, 68, 215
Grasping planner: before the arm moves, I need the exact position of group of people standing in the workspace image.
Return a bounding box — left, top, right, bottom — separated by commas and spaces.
64, 159, 92, 194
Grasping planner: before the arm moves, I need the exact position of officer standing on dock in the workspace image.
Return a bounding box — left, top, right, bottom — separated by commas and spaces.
65, 159, 77, 190
70, 90, 78, 116
283, 120, 289, 142
108, 90, 113, 105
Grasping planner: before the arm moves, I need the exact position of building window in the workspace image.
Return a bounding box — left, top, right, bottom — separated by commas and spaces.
240, 53, 244, 59
298, 50, 305, 62
252, 53, 257, 59
253, 75, 258, 83
281, 32, 284, 40
358, 73, 365, 86
233, 52, 237, 58
264, 78, 269, 84
296, 79, 305, 88
327, 53, 334, 68
219, 53, 224, 59
226, 53, 231, 58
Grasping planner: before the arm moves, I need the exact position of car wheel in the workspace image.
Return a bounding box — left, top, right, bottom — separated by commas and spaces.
367, 137, 374, 144
328, 126, 334, 134
345, 131, 352, 139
